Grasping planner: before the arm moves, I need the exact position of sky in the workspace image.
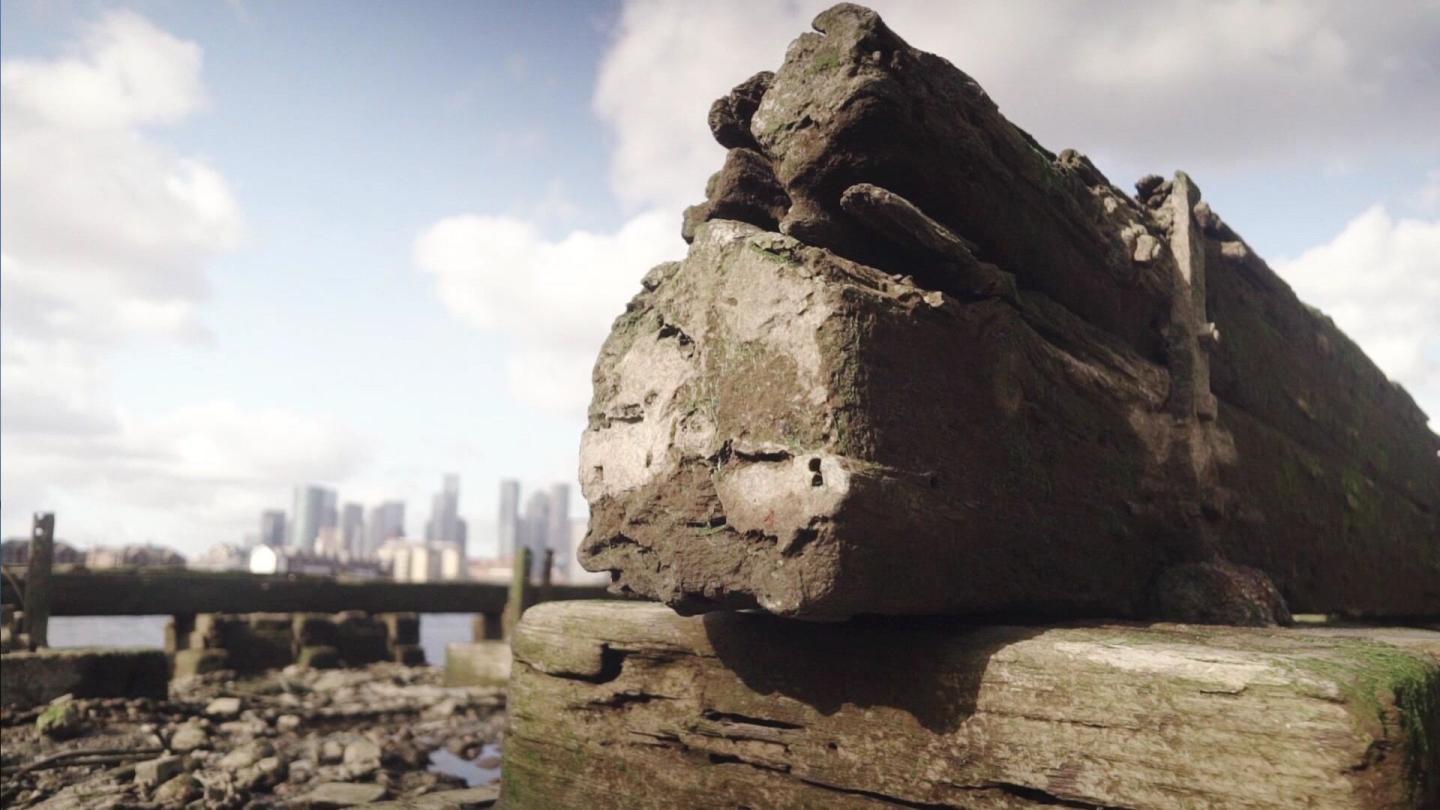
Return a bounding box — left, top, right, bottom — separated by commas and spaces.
2, 0, 1437, 558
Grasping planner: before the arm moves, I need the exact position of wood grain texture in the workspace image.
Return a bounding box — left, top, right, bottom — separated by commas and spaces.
503, 601, 1440, 809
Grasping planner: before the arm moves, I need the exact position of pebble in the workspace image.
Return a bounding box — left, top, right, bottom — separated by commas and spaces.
153, 773, 202, 804
133, 754, 183, 789
319, 739, 345, 764
169, 723, 209, 753
237, 755, 288, 791
343, 738, 382, 777
218, 740, 273, 772
299, 781, 388, 808
204, 697, 242, 718
3, 663, 504, 807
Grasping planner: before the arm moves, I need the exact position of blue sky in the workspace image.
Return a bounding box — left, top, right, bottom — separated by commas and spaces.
2, 1, 1437, 558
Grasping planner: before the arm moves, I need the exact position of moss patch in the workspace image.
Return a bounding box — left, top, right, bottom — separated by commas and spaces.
1292, 640, 1439, 790
746, 241, 799, 266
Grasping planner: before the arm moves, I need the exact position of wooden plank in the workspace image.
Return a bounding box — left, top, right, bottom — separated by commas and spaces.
504, 601, 1440, 809
0, 569, 611, 616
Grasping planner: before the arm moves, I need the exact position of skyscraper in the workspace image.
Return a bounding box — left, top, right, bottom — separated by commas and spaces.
259, 510, 286, 547
498, 479, 520, 558
340, 502, 364, 558
425, 474, 462, 547
521, 489, 552, 578
365, 501, 405, 556
290, 484, 338, 552
547, 483, 571, 578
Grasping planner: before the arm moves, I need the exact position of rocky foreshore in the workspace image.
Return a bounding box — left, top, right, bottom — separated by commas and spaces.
1, 662, 504, 809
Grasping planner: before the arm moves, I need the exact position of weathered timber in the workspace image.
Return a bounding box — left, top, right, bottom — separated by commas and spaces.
24, 513, 55, 648
504, 601, 1440, 809
578, 3, 1440, 622
503, 548, 536, 641
443, 641, 511, 688
0, 569, 609, 616
473, 612, 504, 641
1, 647, 169, 708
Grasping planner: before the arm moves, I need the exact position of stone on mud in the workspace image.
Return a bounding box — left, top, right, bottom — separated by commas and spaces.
133, 755, 183, 790
298, 781, 389, 809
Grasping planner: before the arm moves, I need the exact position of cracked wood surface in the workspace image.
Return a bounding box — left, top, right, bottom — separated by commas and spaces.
501, 601, 1440, 809
579, 3, 1440, 623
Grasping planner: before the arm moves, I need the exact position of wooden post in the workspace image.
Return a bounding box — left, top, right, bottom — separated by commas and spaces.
539, 548, 555, 605
25, 513, 54, 650
502, 548, 534, 641
166, 613, 196, 654
473, 612, 504, 641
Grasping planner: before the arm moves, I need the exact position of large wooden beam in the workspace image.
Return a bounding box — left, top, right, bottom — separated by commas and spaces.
0, 569, 611, 616
578, 3, 1440, 623
505, 601, 1440, 809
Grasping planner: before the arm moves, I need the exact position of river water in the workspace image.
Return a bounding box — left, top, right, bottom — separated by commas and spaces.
46, 613, 477, 667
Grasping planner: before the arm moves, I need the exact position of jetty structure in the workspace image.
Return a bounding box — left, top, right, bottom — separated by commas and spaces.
504, 4, 1440, 807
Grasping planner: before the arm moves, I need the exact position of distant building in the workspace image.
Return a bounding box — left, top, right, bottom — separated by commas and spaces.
497, 479, 520, 558
520, 489, 551, 577
315, 525, 345, 558
0, 538, 84, 566
290, 484, 337, 552
376, 539, 465, 583
547, 483, 571, 578
365, 501, 405, 557
499, 481, 583, 581
249, 544, 284, 574
424, 474, 464, 548
86, 544, 186, 569
376, 539, 410, 580
340, 502, 364, 557
194, 542, 248, 571
439, 544, 466, 581
248, 545, 384, 579
467, 558, 513, 583
259, 510, 286, 547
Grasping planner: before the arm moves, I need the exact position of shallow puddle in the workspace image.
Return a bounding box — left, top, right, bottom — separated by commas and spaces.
427, 743, 502, 786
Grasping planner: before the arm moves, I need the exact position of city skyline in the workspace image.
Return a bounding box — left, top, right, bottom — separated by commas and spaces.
234, 472, 580, 562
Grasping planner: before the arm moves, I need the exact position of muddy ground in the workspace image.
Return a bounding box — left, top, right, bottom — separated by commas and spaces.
0, 663, 504, 808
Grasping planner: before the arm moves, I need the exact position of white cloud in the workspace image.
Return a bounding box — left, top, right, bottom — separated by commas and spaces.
1276, 205, 1440, 420
416, 210, 679, 414
1, 11, 243, 350
0, 12, 365, 553
3, 403, 368, 551
593, 1, 807, 212
595, 0, 1440, 212
1414, 169, 1440, 214
0, 9, 206, 130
